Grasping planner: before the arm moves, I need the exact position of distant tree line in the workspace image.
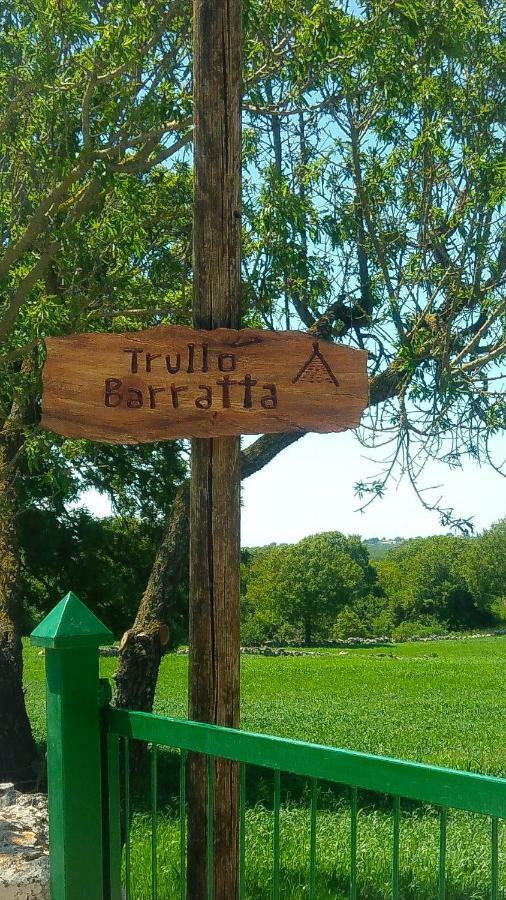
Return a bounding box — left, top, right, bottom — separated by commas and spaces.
240, 520, 506, 644
21, 516, 505, 645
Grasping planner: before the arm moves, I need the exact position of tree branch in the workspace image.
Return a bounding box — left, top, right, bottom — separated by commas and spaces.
113, 132, 192, 174
241, 432, 305, 479
459, 340, 506, 373
0, 83, 35, 139
346, 103, 405, 340
89, 305, 179, 320
0, 242, 60, 341
453, 299, 506, 367
0, 159, 89, 281
82, 65, 98, 150
96, 3, 186, 86
97, 119, 189, 155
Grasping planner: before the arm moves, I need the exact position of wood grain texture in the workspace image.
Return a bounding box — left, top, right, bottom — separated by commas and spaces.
189, 0, 243, 896
41, 325, 368, 444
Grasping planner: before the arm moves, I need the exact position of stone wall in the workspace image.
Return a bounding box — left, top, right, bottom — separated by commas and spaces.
0, 784, 49, 900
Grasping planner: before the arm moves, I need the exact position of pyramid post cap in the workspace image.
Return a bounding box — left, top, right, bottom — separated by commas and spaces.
30, 591, 115, 649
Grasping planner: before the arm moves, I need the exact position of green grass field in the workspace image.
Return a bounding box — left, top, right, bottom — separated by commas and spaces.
24, 637, 506, 898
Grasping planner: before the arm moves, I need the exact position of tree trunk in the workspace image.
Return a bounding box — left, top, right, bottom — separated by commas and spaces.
114, 482, 190, 712
0, 430, 37, 785
114, 432, 305, 718
304, 618, 312, 646
114, 431, 305, 719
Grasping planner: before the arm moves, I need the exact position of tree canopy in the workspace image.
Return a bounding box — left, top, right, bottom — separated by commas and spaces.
1, 0, 193, 519
0, 0, 504, 521
1, 0, 505, 780
243, 531, 379, 643
18, 508, 175, 636
241, 521, 506, 644
242, 0, 505, 526
377, 534, 489, 629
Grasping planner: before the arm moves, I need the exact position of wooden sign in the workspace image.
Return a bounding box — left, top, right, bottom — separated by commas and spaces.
41, 325, 368, 443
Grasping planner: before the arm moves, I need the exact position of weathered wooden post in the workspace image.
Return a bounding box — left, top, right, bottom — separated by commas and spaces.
188, 0, 242, 896
30, 592, 114, 899
37, 8, 367, 886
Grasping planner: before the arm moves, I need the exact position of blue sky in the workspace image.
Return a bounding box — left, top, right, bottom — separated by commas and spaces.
240, 431, 506, 545
83, 431, 505, 545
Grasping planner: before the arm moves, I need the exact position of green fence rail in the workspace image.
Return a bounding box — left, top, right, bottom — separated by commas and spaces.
31, 595, 505, 900
106, 707, 506, 816
105, 708, 505, 900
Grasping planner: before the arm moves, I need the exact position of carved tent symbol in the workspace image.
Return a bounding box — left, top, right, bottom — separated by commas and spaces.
291, 341, 339, 387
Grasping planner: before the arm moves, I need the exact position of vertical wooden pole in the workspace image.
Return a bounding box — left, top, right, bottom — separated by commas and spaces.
189, 0, 242, 898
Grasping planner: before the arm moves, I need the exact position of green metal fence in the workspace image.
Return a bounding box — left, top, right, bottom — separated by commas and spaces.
105, 709, 505, 900
31, 594, 505, 899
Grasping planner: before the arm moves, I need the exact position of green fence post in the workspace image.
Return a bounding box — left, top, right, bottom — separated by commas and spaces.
31, 592, 114, 900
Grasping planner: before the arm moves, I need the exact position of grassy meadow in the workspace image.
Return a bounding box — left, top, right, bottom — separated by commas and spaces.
24, 636, 506, 898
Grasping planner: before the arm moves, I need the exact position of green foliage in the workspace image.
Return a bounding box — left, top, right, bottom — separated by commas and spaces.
369, 610, 395, 639
332, 606, 368, 640
364, 539, 404, 561
0, 0, 193, 530
466, 517, 506, 608
378, 533, 500, 629
242, 523, 506, 644
392, 617, 448, 642
243, 0, 506, 527
28, 513, 504, 647
62, 439, 187, 522
243, 532, 379, 644
18, 509, 163, 636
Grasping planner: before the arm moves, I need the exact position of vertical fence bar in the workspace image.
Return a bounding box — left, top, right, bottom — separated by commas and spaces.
272, 769, 281, 900
124, 737, 131, 900
151, 745, 158, 900
207, 756, 215, 900
180, 750, 187, 900
438, 808, 447, 900
491, 817, 499, 900
239, 763, 246, 900
105, 732, 122, 900
350, 786, 358, 900
392, 795, 400, 900
309, 778, 318, 900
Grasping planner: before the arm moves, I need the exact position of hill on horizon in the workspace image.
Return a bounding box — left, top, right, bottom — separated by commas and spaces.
364, 537, 405, 560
